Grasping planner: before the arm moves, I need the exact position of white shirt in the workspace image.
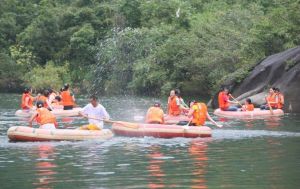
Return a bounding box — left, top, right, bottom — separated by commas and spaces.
81, 103, 110, 129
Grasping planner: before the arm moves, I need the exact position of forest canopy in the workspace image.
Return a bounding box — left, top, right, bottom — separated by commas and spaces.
0, 0, 299, 96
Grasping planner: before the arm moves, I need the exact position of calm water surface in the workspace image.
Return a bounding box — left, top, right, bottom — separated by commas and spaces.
0, 93, 299, 189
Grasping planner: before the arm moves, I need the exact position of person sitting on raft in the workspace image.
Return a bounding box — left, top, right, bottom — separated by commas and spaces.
274, 88, 284, 109
21, 88, 35, 110
187, 100, 222, 127
78, 95, 110, 130
175, 89, 189, 113
145, 102, 165, 124
36, 90, 53, 111
241, 98, 254, 111
29, 101, 57, 130
260, 87, 278, 110
218, 88, 239, 111
168, 89, 188, 116
61, 83, 76, 110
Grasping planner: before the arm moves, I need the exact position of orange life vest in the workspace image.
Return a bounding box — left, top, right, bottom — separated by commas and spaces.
191, 103, 207, 126
36, 108, 56, 125
146, 107, 164, 124
276, 93, 284, 109
266, 93, 277, 108
218, 91, 229, 110
246, 104, 254, 111
168, 96, 181, 116
61, 90, 74, 106
21, 93, 33, 109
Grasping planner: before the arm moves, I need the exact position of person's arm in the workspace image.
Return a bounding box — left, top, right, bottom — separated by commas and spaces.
206, 112, 223, 128
29, 112, 38, 127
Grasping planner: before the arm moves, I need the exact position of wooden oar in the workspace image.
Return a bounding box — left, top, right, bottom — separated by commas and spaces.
88, 117, 139, 129
266, 97, 274, 115
229, 94, 243, 107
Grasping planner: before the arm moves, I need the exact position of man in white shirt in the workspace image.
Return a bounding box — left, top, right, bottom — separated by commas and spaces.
78, 95, 110, 130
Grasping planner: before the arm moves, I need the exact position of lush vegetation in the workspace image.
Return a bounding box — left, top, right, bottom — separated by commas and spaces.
0, 0, 299, 96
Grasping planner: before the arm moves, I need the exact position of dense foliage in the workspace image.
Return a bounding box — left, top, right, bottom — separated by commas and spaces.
0, 0, 299, 95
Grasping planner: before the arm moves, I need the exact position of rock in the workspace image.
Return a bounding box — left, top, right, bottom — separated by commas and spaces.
211, 46, 300, 113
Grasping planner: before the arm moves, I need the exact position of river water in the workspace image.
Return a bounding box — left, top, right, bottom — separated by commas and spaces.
0, 93, 299, 189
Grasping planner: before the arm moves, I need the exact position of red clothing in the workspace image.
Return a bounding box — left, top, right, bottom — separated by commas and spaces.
218, 91, 229, 110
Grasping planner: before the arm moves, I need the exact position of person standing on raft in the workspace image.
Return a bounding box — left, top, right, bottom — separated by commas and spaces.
218, 88, 239, 111
78, 95, 110, 130
145, 102, 165, 124
29, 101, 57, 130
187, 101, 222, 127
61, 83, 76, 110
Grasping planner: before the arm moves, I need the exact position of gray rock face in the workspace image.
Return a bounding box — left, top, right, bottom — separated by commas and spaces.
211, 46, 300, 113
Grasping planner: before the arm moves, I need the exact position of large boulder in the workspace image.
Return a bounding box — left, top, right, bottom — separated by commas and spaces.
210, 46, 300, 113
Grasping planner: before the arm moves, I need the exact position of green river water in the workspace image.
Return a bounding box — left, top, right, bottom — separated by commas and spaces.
0, 93, 299, 189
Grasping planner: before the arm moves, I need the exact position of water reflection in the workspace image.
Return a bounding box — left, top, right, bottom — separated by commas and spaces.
264, 117, 282, 129
147, 146, 166, 189
189, 139, 211, 189
33, 144, 57, 189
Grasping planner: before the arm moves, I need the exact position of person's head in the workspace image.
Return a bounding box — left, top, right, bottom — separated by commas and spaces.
43, 90, 50, 97
246, 98, 252, 104
274, 88, 280, 93
169, 90, 175, 97
63, 83, 69, 91
36, 101, 44, 108
89, 95, 98, 107
24, 88, 30, 94
269, 87, 275, 94
189, 100, 196, 108
55, 96, 61, 102
154, 102, 161, 107
223, 87, 229, 94
175, 89, 182, 97
48, 88, 53, 93
60, 87, 64, 92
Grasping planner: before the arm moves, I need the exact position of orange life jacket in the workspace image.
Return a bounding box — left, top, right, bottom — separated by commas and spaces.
191, 103, 207, 126
246, 104, 254, 111
61, 90, 74, 106
276, 93, 284, 109
266, 93, 277, 108
168, 96, 181, 116
146, 107, 164, 124
218, 91, 229, 110
36, 108, 56, 125
21, 93, 33, 109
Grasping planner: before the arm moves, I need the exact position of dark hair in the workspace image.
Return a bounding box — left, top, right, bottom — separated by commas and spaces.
55, 96, 61, 102
175, 89, 181, 97
43, 90, 50, 97
48, 88, 53, 93
90, 95, 98, 101
63, 83, 69, 90
274, 88, 280, 92
154, 102, 161, 107
36, 101, 44, 108
246, 98, 252, 104
24, 88, 30, 93
60, 87, 64, 92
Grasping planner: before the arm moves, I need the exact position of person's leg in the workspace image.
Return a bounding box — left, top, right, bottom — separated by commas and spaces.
226, 106, 238, 111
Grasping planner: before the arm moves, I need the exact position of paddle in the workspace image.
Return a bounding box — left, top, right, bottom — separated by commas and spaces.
265, 97, 274, 115
229, 94, 243, 107
182, 119, 192, 129
87, 116, 139, 129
